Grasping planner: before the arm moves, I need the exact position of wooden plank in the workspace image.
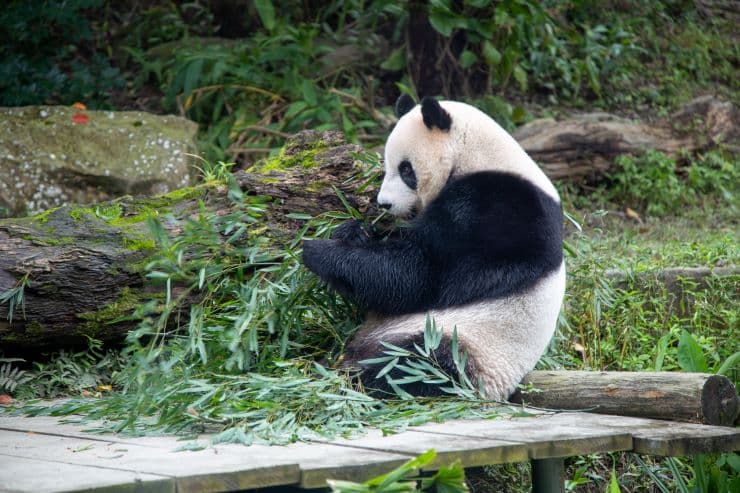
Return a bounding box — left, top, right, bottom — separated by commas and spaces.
0, 430, 300, 493
540, 412, 740, 456
317, 428, 528, 468
291, 444, 412, 489
410, 413, 633, 459
0, 454, 174, 493
0, 428, 415, 492
412, 413, 740, 458
0, 415, 175, 448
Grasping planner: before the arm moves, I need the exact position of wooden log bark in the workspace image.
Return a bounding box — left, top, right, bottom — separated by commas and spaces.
518, 370, 740, 426
514, 95, 738, 183
0, 130, 372, 350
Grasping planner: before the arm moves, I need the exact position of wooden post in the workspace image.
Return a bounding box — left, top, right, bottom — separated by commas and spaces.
519, 371, 740, 426
531, 458, 565, 493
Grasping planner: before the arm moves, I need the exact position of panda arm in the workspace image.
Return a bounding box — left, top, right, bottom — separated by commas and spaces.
302, 234, 434, 314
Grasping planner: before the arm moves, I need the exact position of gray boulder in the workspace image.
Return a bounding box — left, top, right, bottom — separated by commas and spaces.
0, 106, 198, 217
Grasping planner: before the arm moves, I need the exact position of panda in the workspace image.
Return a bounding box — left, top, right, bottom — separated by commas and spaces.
302, 95, 565, 400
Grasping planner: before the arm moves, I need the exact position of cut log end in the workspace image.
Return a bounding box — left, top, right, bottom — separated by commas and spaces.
702, 374, 740, 427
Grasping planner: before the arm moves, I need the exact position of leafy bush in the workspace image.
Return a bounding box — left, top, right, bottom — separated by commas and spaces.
0, 0, 124, 107
603, 151, 738, 216
419, 0, 636, 101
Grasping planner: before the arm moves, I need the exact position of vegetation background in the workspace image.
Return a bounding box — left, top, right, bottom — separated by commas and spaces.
0, 0, 737, 491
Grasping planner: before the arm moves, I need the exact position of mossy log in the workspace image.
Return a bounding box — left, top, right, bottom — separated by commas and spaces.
519, 370, 740, 426
0, 130, 372, 351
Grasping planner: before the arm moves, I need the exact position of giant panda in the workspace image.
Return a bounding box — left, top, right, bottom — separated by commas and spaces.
302, 95, 565, 400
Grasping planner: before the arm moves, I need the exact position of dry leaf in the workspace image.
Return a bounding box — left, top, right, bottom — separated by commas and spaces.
625, 207, 642, 223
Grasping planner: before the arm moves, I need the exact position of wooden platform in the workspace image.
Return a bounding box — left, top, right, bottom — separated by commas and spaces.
1, 411, 738, 493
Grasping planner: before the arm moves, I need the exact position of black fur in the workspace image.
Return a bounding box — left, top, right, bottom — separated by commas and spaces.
398, 160, 417, 190
395, 94, 416, 118
344, 332, 478, 398
421, 97, 452, 131
302, 171, 563, 315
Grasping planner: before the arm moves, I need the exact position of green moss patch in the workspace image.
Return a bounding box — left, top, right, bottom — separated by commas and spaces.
75, 288, 143, 336
249, 140, 329, 174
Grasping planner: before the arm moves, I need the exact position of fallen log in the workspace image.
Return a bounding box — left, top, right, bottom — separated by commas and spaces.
0, 131, 372, 350
514, 95, 738, 182
518, 370, 740, 426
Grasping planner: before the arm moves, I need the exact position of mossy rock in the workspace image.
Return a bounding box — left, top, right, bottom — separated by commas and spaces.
0, 106, 199, 217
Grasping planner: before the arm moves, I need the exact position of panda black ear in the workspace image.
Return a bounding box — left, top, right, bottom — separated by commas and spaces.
395, 94, 416, 118
421, 97, 452, 131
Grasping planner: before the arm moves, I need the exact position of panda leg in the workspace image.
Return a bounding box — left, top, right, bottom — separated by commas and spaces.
343, 330, 478, 398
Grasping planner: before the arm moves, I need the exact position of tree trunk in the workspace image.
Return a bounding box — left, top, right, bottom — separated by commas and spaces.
0, 131, 369, 351
517, 370, 740, 426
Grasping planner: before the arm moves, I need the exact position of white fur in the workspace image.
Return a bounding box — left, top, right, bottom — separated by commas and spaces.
379, 101, 559, 217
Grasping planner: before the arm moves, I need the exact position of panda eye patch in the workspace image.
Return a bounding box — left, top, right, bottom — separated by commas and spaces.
398, 160, 417, 190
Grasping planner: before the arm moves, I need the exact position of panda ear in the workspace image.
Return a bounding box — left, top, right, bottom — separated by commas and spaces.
395, 94, 416, 119
421, 97, 452, 131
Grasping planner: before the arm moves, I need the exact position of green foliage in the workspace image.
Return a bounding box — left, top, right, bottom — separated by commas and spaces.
598, 5, 738, 114
124, 2, 397, 162
424, 0, 636, 101
601, 151, 739, 217
0, 359, 32, 393
2, 339, 123, 400
0, 0, 124, 107
0, 274, 29, 324
606, 467, 622, 493
328, 449, 469, 493
361, 316, 480, 399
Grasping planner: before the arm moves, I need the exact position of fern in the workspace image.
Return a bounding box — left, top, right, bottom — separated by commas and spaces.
0, 360, 32, 393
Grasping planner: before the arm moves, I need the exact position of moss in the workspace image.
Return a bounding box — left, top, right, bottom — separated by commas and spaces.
109, 206, 158, 227
162, 185, 202, 202
249, 140, 328, 174
93, 203, 123, 221
75, 287, 142, 335
107, 186, 205, 228
121, 236, 157, 251
248, 225, 269, 239
30, 207, 62, 224
69, 207, 95, 221
25, 320, 45, 336
305, 180, 330, 193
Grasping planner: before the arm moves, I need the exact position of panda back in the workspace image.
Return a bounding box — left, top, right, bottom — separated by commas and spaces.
414, 170, 563, 309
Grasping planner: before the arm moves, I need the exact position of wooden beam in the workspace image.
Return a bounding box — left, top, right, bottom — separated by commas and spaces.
519, 371, 740, 426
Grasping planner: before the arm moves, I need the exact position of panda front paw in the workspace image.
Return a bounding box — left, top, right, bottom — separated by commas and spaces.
302, 239, 354, 298
331, 219, 373, 246
302, 239, 330, 276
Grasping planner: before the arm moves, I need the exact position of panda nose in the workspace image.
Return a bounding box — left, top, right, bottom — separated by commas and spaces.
378, 202, 392, 210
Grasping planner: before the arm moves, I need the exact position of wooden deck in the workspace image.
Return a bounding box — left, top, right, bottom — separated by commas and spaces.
1, 411, 738, 492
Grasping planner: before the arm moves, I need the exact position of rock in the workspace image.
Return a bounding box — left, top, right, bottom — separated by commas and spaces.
0, 106, 199, 217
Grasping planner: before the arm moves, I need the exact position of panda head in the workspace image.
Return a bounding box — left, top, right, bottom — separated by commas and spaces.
378, 94, 558, 218
378, 95, 456, 218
